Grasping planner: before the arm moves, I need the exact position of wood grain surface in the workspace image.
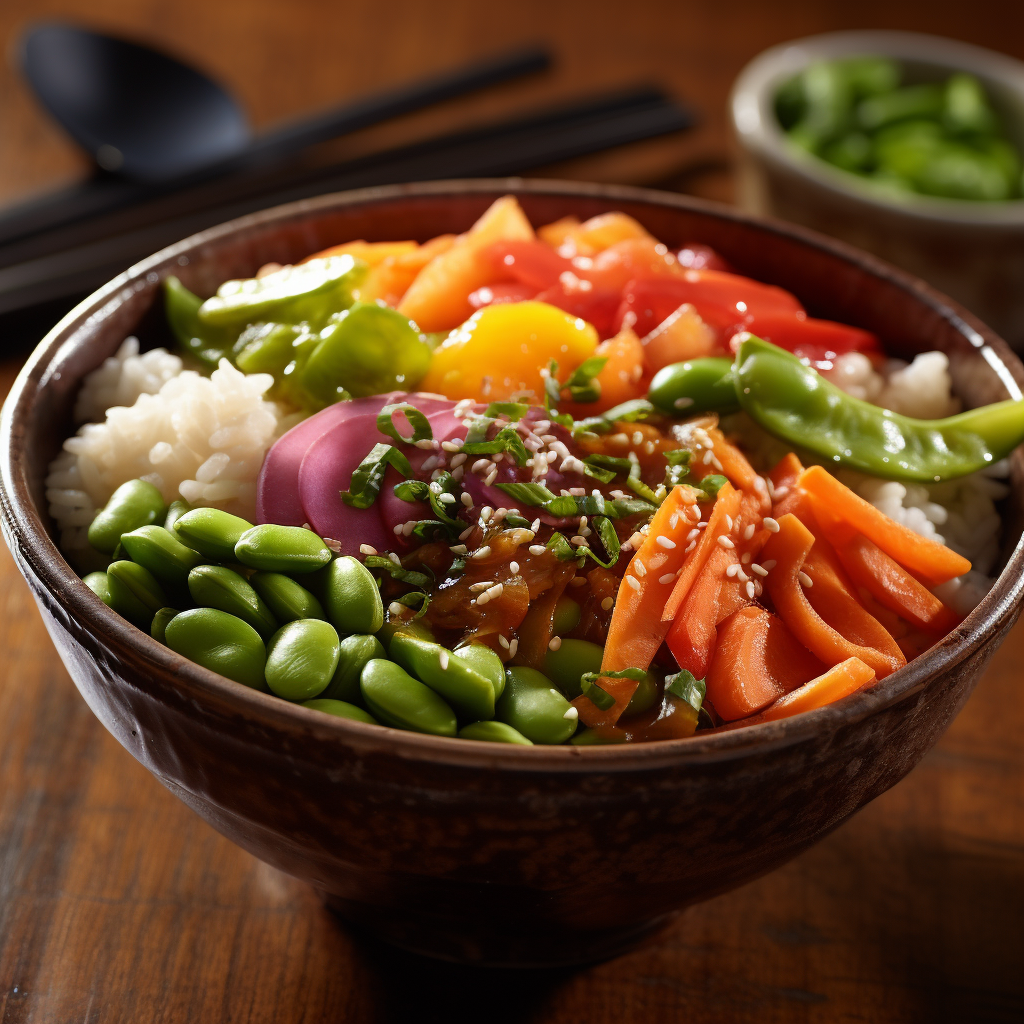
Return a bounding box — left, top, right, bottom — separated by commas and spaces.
1, 2, 1022, 1021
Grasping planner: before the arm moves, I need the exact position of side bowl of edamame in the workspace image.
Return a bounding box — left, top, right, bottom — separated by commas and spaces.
3, 180, 1024, 967
731, 30, 1024, 348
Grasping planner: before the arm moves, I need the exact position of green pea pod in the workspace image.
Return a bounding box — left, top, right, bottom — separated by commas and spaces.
234, 524, 333, 573
173, 508, 254, 561
321, 556, 384, 636
857, 83, 944, 132
319, 633, 386, 703
87, 479, 166, 554
359, 659, 457, 737
234, 322, 307, 375
249, 571, 325, 623
120, 525, 202, 588
458, 721, 533, 745
163, 277, 235, 367
648, 357, 739, 415
390, 632, 495, 720
301, 302, 433, 402
150, 607, 180, 644
301, 698, 379, 724
451, 643, 505, 701
163, 500, 193, 532
735, 336, 1024, 482
265, 619, 341, 701
551, 595, 581, 638
496, 667, 577, 745
107, 560, 168, 614
164, 607, 267, 689
944, 72, 998, 136
83, 571, 115, 607
188, 565, 278, 639
197, 256, 366, 331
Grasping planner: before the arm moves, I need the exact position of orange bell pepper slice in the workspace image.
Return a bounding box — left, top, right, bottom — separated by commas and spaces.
760, 514, 905, 678
799, 466, 970, 585
705, 606, 827, 721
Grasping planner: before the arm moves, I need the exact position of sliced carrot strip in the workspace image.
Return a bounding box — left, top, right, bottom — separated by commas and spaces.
705, 606, 826, 721
760, 514, 905, 678
707, 427, 768, 502
662, 483, 741, 622
578, 486, 702, 727
666, 545, 732, 678
750, 657, 875, 724
799, 466, 970, 585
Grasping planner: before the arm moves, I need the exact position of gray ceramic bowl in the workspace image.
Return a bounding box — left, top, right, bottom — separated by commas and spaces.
731, 31, 1024, 348
2, 180, 1024, 968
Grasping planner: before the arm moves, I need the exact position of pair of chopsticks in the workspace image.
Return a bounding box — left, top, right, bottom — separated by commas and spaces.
0, 63, 692, 323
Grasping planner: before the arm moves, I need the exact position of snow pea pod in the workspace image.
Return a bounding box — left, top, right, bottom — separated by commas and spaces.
107, 560, 167, 615
163, 276, 235, 367
735, 336, 1024, 482
648, 357, 739, 415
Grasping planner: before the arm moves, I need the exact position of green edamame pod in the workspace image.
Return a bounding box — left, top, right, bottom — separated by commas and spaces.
188, 565, 278, 639
164, 607, 267, 689
164, 500, 193, 532
648, 357, 739, 416
83, 571, 115, 607
322, 555, 384, 635
105, 570, 156, 628
107, 560, 168, 614
234, 524, 333, 573
378, 617, 435, 650
150, 607, 179, 644
735, 336, 1024, 482
235, 322, 307, 375
496, 667, 577, 745
120, 525, 202, 588
173, 508, 254, 561
551, 595, 581, 638
452, 643, 505, 701
250, 571, 325, 623
301, 698, 379, 724
459, 721, 533, 745
390, 632, 495, 720
87, 479, 166, 554
265, 619, 341, 701
319, 633, 385, 703
360, 659, 457, 736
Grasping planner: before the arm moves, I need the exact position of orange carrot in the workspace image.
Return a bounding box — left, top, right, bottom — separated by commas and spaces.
662, 482, 741, 622
577, 485, 703, 727
666, 545, 732, 678
705, 606, 827, 721
707, 427, 768, 502
760, 514, 905, 678
799, 466, 970, 585
301, 240, 419, 265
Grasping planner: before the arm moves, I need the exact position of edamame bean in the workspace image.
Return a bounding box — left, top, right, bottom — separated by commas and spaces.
120, 525, 202, 588
265, 619, 341, 701
163, 500, 193, 531
459, 721, 533, 745
83, 571, 114, 607
390, 631, 495, 720
570, 727, 628, 746
543, 639, 603, 699
188, 565, 278, 639
359, 658, 457, 736
250, 571, 325, 623
87, 479, 166, 554
150, 607, 179, 644
164, 607, 267, 689
451, 642, 505, 701
551, 595, 581, 638
322, 555, 383, 635
319, 633, 385, 703
301, 698, 379, 724
173, 508, 253, 561
648, 357, 739, 416
234, 524, 333, 573
622, 671, 659, 718
107, 559, 168, 614
496, 666, 577, 744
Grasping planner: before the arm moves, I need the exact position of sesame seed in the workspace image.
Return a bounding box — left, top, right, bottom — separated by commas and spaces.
414, 439, 434, 450
658, 573, 676, 584
359, 544, 378, 556
644, 441, 656, 455
451, 466, 464, 482
402, 521, 416, 536
459, 526, 475, 541
625, 574, 641, 591
763, 517, 780, 533
745, 581, 756, 600
469, 581, 492, 592
420, 456, 439, 472
531, 518, 541, 532
393, 524, 403, 534
686, 528, 700, 543
484, 582, 504, 602
473, 545, 492, 559
724, 515, 733, 530
674, 396, 694, 410
656, 536, 676, 550
388, 552, 401, 565
670, 512, 680, 529
461, 492, 474, 508
635, 560, 647, 577
439, 650, 450, 670
484, 468, 498, 486
571, 535, 590, 547
799, 571, 813, 588
718, 535, 735, 549
563, 706, 579, 721
571, 577, 587, 588
480, 506, 493, 523
726, 563, 739, 578
703, 450, 714, 465
451, 453, 467, 468
632, 431, 644, 445
743, 523, 756, 541
774, 485, 790, 500
471, 458, 490, 474
498, 635, 510, 649
508, 638, 518, 659
549, 636, 562, 651
762, 559, 777, 572
601, 596, 614, 610
449, 544, 468, 555
684, 540, 697, 554
741, 552, 752, 564
751, 563, 768, 577
439, 493, 456, 504
389, 601, 404, 615
529, 544, 547, 556
441, 440, 460, 453
737, 568, 750, 583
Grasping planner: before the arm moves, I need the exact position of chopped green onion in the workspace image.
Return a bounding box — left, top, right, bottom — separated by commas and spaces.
484, 402, 529, 421
562, 355, 608, 404
494, 482, 557, 506
377, 403, 433, 445
585, 453, 633, 474
575, 515, 621, 569
503, 512, 532, 528
393, 478, 430, 502
580, 461, 617, 484
393, 591, 431, 618
546, 534, 578, 561
579, 667, 648, 710
665, 450, 691, 466
341, 444, 414, 509
665, 669, 706, 713
462, 425, 529, 466
698, 474, 729, 498
464, 415, 495, 444
364, 554, 434, 590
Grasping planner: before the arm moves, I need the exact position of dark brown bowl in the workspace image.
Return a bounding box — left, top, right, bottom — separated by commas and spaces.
3, 180, 1023, 968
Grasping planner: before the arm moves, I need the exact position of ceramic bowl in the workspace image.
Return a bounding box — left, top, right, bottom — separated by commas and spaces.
2, 180, 1023, 968
730, 31, 1024, 348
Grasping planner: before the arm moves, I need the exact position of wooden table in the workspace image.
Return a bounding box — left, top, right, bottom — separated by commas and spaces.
1, 2, 1022, 1021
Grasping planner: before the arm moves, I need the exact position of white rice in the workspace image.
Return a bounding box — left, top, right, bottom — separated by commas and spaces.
48, 353, 302, 563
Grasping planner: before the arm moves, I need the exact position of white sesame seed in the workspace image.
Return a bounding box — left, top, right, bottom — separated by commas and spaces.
743, 523, 756, 541
403, 521, 417, 536
751, 563, 768, 577
439, 492, 456, 504
414, 439, 434, 450
656, 536, 676, 550
441, 441, 460, 453
669, 512, 680, 530
766, 478, 777, 500
698, 521, 708, 529
451, 466, 464, 482
569, 486, 586, 496
763, 517, 780, 533
571, 535, 590, 547
498, 635, 510, 649
388, 552, 401, 565
531, 518, 541, 532
658, 573, 676, 584
359, 544, 378, 556
459, 525, 475, 541
510, 561, 520, 573
420, 456, 439, 472
484, 468, 498, 486
563, 706, 579, 721
632, 430, 644, 445
799, 571, 813, 588
737, 568, 750, 583
686, 528, 700, 543
625, 574, 641, 591
439, 649, 450, 670
745, 581, 756, 600
393, 524, 404, 535
762, 559, 777, 572
601, 596, 614, 611
634, 560, 647, 577
774, 485, 790, 500
724, 515, 733, 530
480, 506, 493, 522
726, 563, 739, 578
718, 535, 735, 549
430, 469, 444, 482
548, 636, 563, 653
451, 453, 468, 468
684, 540, 697, 554
389, 601, 405, 616
529, 544, 547, 556
472, 458, 491, 474
450, 544, 468, 555
473, 545, 492, 559
461, 492, 474, 508
644, 440, 656, 455
484, 583, 504, 601
469, 581, 492, 592
508, 638, 518, 659
703, 450, 714, 465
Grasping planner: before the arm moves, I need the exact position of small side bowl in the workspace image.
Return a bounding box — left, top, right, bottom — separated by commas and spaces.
2, 180, 1024, 967
731, 30, 1024, 347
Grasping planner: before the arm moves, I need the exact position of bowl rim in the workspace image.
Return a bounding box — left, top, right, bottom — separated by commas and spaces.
3, 176, 1023, 773
730, 29, 1024, 225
